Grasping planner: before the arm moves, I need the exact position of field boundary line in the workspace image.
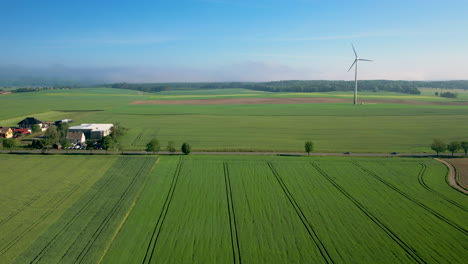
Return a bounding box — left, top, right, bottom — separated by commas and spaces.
223, 162, 242, 264
311, 162, 426, 264
142, 157, 183, 264
434, 158, 468, 194
417, 163, 467, 211
28, 158, 132, 264
353, 162, 468, 236
72, 158, 153, 264
97, 157, 161, 264
267, 162, 334, 264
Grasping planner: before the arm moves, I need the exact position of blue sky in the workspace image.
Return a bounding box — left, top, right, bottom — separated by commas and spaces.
1, 0, 467, 82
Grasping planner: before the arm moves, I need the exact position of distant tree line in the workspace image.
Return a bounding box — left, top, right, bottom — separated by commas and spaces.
109, 83, 172, 93
438, 92, 458, 98
102, 80, 468, 95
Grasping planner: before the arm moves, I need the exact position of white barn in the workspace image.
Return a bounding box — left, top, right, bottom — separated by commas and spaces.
68, 124, 113, 140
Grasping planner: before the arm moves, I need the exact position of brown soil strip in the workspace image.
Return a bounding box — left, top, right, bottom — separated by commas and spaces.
130, 97, 468, 106
0, 92, 12, 95
435, 158, 468, 194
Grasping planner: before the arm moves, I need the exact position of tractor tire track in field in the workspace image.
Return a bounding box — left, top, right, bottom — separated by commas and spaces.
267, 162, 334, 264
142, 158, 183, 264
311, 163, 427, 264
353, 162, 468, 236
223, 162, 242, 264
131, 130, 145, 146
0, 195, 40, 227
71, 158, 152, 264
28, 158, 131, 264
417, 163, 467, 212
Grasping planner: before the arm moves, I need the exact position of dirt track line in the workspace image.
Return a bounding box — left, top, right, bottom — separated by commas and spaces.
311, 163, 426, 264
267, 162, 334, 264
142, 158, 183, 264
434, 158, 468, 194
353, 162, 467, 236
223, 162, 242, 264
417, 163, 467, 211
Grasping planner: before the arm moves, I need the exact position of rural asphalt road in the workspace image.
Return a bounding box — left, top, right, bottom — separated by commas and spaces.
0, 149, 465, 158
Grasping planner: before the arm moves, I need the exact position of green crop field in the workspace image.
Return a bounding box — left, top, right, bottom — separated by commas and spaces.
1, 155, 466, 263
100, 155, 467, 264
0, 155, 158, 264
1, 88, 467, 153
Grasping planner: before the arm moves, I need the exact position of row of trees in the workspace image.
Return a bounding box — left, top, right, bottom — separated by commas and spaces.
146, 139, 191, 155
107, 80, 425, 95
431, 139, 468, 157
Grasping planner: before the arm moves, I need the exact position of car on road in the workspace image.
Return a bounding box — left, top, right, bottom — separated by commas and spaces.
344, 152, 351, 154
390, 152, 398, 155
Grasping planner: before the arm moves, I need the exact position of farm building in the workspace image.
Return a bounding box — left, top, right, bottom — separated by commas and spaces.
55, 119, 73, 125
13, 128, 31, 136
66, 131, 86, 144
68, 124, 113, 140
0, 127, 13, 138
17, 117, 47, 130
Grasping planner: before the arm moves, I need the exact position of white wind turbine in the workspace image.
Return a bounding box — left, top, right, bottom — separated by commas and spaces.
348, 44, 373, 105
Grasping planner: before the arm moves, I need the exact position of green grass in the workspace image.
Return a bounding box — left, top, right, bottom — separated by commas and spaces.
101, 155, 467, 263
0, 155, 157, 264
1, 88, 468, 153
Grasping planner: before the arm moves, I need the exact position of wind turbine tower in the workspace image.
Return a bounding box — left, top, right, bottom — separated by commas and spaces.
348, 44, 373, 105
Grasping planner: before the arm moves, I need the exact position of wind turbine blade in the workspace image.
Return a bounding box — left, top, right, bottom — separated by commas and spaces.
347, 59, 357, 72
358, 59, 373, 62
352, 44, 357, 57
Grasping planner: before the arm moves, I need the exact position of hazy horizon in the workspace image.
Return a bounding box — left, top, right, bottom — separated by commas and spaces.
1, 0, 467, 83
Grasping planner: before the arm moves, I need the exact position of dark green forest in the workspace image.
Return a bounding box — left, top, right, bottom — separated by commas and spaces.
106, 80, 468, 95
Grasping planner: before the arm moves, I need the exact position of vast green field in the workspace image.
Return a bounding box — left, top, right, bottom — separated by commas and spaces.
1, 88, 467, 153
3, 155, 464, 263
0, 155, 158, 264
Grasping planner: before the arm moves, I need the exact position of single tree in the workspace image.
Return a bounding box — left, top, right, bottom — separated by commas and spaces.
44, 126, 59, 145
146, 138, 160, 154
304, 141, 314, 156
110, 122, 127, 140
85, 139, 96, 150
56, 122, 69, 139
2, 138, 17, 150
461, 141, 468, 156
430, 138, 447, 156
447, 141, 461, 157
61, 139, 72, 149
181, 142, 191, 155
30, 139, 46, 149
31, 124, 41, 133
167, 141, 176, 153
101, 136, 116, 150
